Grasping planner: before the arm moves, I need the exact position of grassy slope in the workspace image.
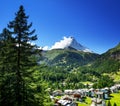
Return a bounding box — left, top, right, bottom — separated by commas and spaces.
103, 71, 120, 83
78, 97, 91, 106
41, 49, 99, 66
91, 43, 120, 73
78, 91, 120, 106
112, 71, 120, 82
106, 92, 120, 105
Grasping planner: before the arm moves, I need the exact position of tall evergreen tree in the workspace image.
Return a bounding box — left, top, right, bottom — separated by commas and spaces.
0, 5, 42, 106
0, 28, 16, 106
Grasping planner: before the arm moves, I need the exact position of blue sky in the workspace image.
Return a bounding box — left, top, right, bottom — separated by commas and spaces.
0, 0, 120, 54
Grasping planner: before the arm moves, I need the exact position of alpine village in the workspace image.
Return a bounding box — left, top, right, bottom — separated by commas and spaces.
0, 5, 120, 106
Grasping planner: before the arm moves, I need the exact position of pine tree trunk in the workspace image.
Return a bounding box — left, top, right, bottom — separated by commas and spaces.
16, 34, 22, 106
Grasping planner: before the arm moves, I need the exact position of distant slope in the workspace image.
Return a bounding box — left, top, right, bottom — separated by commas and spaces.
102, 43, 120, 60
91, 43, 120, 73
40, 49, 99, 67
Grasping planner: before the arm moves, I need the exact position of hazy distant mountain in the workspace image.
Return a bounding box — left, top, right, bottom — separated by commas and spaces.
51, 37, 92, 53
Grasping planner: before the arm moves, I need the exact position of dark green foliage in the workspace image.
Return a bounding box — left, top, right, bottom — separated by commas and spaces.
93, 75, 114, 89
91, 43, 120, 73
0, 5, 42, 106
0, 28, 16, 106
7, 5, 39, 106
40, 49, 99, 67
34, 65, 98, 90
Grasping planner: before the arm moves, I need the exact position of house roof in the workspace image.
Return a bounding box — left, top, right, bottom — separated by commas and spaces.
57, 99, 72, 106
91, 98, 102, 104
96, 91, 103, 95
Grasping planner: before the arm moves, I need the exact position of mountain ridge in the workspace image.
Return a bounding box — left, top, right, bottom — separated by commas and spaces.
50, 36, 92, 53
40, 49, 99, 67
91, 43, 120, 73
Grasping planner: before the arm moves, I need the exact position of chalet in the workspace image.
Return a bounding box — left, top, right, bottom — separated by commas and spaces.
62, 95, 73, 101
110, 86, 118, 93
115, 84, 120, 90
77, 89, 88, 97
89, 88, 95, 97
100, 88, 109, 99
73, 93, 81, 101
91, 98, 106, 106
64, 90, 73, 95
57, 99, 72, 106
96, 92, 104, 99
53, 90, 63, 96
73, 89, 88, 101
56, 96, 77, 106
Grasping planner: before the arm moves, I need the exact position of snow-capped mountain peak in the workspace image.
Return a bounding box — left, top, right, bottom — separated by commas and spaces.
51, 36, 92, 53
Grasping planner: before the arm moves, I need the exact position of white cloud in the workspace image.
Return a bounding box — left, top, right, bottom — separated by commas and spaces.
27, 42, 36, 46
40, 36, 92, 52
43, 46, 50, 50
51, 36, 72, 50
38, 46, 50, 50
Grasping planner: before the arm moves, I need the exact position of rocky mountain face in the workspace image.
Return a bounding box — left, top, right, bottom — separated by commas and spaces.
64, 37, 92, 52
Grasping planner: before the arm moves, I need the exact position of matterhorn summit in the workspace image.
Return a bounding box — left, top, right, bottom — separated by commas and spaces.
51, 36, 92, 53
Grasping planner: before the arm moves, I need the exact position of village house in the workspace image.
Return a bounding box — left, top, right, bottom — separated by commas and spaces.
96, 92, 104, 99
100, 88, 110, 99
77, 89, 88, 97
110, 86, 119, 93
88, 88, 95, 97
52, 90, 63, 96
91, 98, 106, 106
55, 95, 77, 106
52, 84, 119, 106
115, 84, 120, 90
64, 90, 73, 95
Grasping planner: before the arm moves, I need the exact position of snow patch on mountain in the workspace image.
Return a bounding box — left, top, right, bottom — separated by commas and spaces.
51, 36, 92, 52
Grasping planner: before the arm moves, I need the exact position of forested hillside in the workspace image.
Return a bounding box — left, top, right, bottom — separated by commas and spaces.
91, 43, 120, 73
40, 49, 99, 67
37, 43, 120, 89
